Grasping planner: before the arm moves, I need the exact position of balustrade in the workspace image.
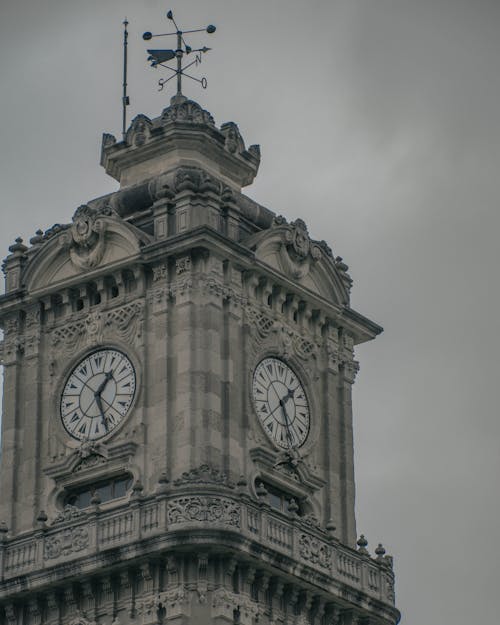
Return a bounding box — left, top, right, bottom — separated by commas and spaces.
0, 491, 394, 606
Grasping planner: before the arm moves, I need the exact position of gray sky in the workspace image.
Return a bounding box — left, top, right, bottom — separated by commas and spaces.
1, 1, 500, 622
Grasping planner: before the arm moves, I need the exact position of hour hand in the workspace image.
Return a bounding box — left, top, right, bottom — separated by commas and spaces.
95, 370, 113, 396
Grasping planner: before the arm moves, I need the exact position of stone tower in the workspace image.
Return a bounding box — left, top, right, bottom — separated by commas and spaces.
0, 96, 399, 625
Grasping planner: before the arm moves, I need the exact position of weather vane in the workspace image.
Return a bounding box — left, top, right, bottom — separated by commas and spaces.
143, 10, 216, 101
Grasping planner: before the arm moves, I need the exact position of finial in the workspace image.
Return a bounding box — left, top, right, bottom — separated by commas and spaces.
375, 543, 386, 561
143, 9, 216, 98
357, 534, 369, 555
8, 237, 27, 255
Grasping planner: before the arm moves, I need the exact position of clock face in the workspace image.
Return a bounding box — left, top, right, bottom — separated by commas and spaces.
60, 349, 136, 441
252, 357, 310, 449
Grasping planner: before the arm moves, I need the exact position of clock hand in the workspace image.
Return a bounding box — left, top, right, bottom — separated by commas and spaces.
95, 370, 114, 396
94, 371, 114, 433
279, 397, 295, 449
95, 395, 108, 432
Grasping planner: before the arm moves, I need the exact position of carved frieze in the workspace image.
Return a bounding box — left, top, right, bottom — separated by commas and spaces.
50, 300, 144, 356
167, 496, 241, 527
44, 525, 89, 559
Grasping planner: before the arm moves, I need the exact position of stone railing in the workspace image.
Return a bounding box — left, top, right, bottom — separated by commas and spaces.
0, 489, 395, 606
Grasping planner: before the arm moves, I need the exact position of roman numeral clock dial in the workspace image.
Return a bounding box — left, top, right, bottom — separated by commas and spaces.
60, 349, 136, 441
252, 357, 310, 450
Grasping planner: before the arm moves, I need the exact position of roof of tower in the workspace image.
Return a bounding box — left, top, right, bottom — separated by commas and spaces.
101, 96, 261, 191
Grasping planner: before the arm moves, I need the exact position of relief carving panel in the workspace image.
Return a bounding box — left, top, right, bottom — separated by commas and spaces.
167, 497, 241, 527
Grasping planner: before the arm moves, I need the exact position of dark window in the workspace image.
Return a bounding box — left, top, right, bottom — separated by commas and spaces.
65, 474, 133, 509
257, 481, 304, 516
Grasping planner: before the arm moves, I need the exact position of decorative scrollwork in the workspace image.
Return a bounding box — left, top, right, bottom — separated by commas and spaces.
44, 525, 89, 559
167, 496, 241, 527
245, 306, 275, 339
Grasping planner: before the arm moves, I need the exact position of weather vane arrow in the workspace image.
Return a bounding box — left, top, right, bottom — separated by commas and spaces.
143, 9, 216, 101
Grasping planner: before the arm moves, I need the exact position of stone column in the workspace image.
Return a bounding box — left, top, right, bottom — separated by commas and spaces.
0, 311, 24, 532
337, 332, 359, 547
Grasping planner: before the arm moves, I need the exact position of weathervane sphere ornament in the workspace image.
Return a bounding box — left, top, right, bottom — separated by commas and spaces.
143, 9, 216, 101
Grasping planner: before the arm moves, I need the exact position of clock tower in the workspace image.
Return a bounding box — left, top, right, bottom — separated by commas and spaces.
0, 94, 399, 625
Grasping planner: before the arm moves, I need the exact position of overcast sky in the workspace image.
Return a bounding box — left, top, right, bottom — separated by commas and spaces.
1, 1, 500, 623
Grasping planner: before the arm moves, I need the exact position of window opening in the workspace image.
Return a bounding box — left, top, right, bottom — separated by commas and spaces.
65, 474, 133, 509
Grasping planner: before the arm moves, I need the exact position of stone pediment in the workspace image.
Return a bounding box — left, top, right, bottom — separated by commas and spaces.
243, 217, 352, 306
23, 205, 152, 293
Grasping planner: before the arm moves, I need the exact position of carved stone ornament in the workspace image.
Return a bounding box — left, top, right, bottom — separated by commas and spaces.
159, 586, 191, 619
298, 534, 332, 571
212, 589, 259, 625
44, 525, 89, 559
221, 121, 245, 154
73, 441, 108, 472
125, 114, 153, 147
69, 205, 106, 269
280, 219, 322, 280
173, 464, 235, 488
174, 166, 221, 195
161, 99, 215, 126
50, 300, 144, 356
51, 505, 87, 525
167, 496, 241, 527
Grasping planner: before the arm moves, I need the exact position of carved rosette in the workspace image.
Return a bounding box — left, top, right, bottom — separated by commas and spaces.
167, 496, 241, 528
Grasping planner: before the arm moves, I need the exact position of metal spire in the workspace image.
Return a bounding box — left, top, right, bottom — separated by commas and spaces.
142, 10, 216, 101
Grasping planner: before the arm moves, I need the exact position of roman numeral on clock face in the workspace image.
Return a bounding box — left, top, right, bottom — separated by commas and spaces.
60, 349, 137, 442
